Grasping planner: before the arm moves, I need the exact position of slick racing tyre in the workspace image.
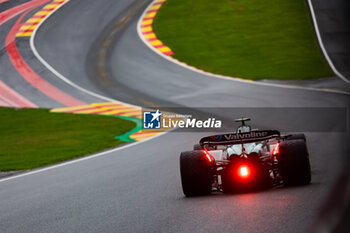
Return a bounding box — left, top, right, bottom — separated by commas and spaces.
278, 139, 311, 186
180, 151, 214, 196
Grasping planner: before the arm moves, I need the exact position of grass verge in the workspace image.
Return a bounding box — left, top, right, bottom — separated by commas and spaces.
0, 107, 136, 171
153, 0, 333, 80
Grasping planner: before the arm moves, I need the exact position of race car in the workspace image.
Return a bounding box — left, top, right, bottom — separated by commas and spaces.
180, 118, 311, 196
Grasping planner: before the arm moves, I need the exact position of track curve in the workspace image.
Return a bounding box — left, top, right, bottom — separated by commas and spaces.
0, 0, 349, 232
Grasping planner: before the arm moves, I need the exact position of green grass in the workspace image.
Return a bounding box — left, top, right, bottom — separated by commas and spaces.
153, 0, 333, 80
0, 107, 136, 171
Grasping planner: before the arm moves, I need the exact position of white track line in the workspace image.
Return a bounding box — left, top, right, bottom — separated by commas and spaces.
307, 0, 350, 84
137, 0, 350, 95
29, 0, 140, 108
0, 0, 172, 182
0, 131, 170, 183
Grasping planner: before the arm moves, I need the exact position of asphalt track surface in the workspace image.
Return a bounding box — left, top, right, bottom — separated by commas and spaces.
0, 0, 350, 232
311, 0, 350, 80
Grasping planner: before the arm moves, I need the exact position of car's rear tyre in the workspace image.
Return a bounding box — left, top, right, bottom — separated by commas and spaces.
180, 151, 214, 196
278, 139, 311, 186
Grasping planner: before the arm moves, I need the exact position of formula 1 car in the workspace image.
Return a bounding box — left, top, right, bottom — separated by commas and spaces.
180, 118, 311, 196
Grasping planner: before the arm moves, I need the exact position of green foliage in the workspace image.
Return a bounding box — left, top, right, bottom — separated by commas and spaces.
153, 0, 333, 80
0, 107, 135, 171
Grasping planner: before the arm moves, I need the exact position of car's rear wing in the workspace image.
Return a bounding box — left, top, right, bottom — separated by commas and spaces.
199, 130, 280, 147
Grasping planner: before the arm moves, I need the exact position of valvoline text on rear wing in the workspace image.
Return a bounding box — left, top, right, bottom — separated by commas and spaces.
199, 130, 280, 146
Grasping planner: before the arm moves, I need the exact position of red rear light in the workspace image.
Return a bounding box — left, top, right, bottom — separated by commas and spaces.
238, 165, 249, 178
203, 150, 213, 162
272, 143, 280, 155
